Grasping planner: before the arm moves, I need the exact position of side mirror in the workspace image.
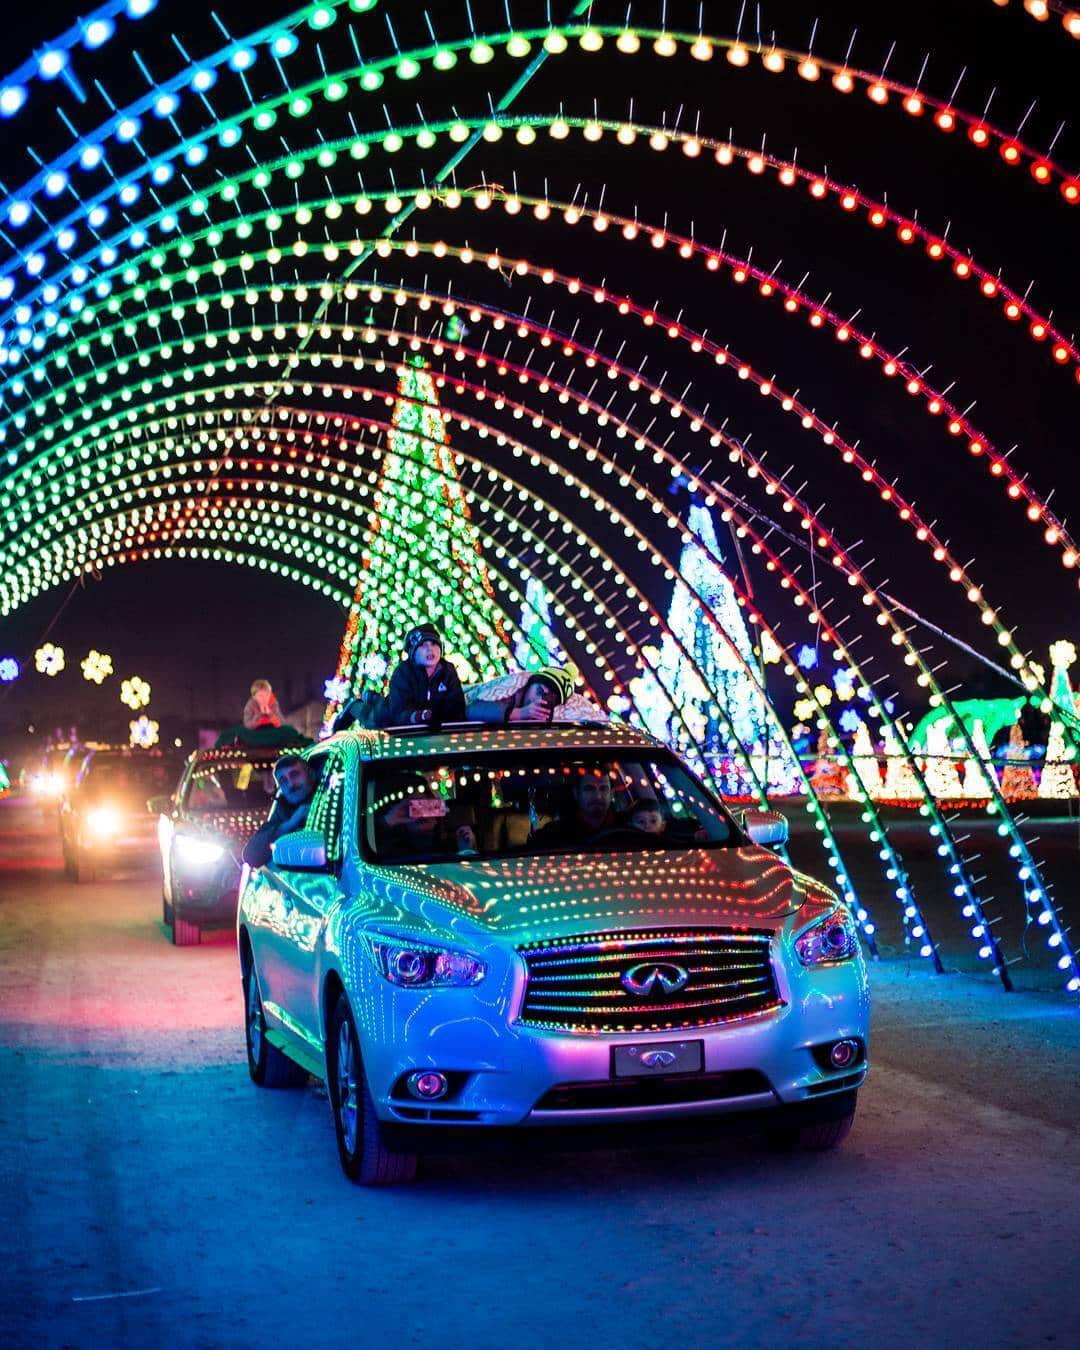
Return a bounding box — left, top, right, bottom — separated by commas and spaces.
147, 794, 172, 816
742, 808, 789, 848
272, 828, 328, 871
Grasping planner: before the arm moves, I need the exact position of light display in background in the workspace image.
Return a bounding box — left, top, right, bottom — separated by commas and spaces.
34, 644, 64, 677
80, 649, 113, 684
1001, 721, 1038, 800
630, 501, 801, 797
320, 355, 514, 735
323, 674, 350, 704
0, 3, 1071, 991
119, 676, 151, 711
514, 575, 568, 671
129, 715, 159, 748
1037, 642, 1078, 798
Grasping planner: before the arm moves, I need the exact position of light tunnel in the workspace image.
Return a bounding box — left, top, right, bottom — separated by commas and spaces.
0, 0, 1076, 992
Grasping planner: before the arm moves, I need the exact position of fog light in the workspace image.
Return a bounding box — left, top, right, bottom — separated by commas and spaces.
406, 1070, 448, 1100
830, 1039, 860, 1069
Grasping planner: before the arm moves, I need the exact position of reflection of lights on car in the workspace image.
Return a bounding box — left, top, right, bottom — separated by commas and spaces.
85, 806, 121, 837
174, 834, 226, 866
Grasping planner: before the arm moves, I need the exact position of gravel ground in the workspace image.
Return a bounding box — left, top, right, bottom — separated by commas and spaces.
1, 796, 1078, 1350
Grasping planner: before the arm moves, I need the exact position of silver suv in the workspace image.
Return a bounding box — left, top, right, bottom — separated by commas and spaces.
237, 722, 869, 1184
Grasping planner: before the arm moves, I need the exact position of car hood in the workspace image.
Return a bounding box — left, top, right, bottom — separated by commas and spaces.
183, 810, 268, 852
370, 846, 836, 945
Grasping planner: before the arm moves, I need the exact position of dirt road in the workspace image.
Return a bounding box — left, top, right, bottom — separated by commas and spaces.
1, 797, 1077, 1349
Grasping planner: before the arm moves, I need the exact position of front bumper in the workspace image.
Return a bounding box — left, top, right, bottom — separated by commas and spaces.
353, 945, 869, 1132
79, 827, 158, 866
380, 1088, 860, 1157
173, 857, 243, 927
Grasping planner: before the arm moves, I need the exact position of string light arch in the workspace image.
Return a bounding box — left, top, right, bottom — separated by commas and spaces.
1, 1, 1075, 992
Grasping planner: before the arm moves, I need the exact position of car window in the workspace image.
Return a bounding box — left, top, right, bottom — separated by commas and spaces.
184, 761, 277, 812
80, 756, 181, 801
306, 752, 346, 864
361, 749, 738, 865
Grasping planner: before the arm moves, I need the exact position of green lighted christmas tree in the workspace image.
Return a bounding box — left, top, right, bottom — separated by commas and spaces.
322, 357, 509, 734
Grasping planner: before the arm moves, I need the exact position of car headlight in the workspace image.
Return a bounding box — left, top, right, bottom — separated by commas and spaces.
366, 936, 486, 988
85, 806, 120, 837
174, 834, 226, 866
794, 907, 860, 965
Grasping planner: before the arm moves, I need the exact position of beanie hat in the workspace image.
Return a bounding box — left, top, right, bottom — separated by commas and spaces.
524, 666, 575, 706
403, 624, 443, 659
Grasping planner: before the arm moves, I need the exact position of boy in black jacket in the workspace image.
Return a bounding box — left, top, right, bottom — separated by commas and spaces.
381, 623, 466, 728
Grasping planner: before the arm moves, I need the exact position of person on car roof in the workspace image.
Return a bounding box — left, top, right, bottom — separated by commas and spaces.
381, 623, 466, 728
333, 624, 466, 733
243, 678, 284, 730
467, 666, 575, 725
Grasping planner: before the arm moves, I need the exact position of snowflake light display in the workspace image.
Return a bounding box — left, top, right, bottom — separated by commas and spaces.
0, 657, 18, 682
129, 716, 159, 749
120, 676, 151, 711
34, 644, 64, 676
323, 675, 350, 704
80, 650, 113, 684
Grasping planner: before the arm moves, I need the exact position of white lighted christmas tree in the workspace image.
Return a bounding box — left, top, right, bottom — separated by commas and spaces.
881, 724, 922, 800
514, 574, 567, 670
959, 720, 995, 800
1039, 641, 1078, 799
850, 721, 883, 800
923, 721, 964, 800
629, 500, 800, 794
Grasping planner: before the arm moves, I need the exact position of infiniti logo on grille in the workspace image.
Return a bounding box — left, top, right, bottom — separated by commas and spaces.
621, 962, 690, 998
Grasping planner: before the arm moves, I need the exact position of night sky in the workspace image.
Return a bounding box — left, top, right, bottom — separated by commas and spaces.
0, 0, 1076, 756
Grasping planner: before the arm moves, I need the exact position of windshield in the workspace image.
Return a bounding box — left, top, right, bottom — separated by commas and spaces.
80, 756, 181, 802
184, 760, 278, 813
362, 749, 738, 865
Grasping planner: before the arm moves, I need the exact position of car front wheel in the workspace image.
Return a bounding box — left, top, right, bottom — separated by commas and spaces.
770, 1097, 856, 1152
244, 959, 307, 1089
74, 848, 97, 884
172, 914, 200, 946
328, 992, 417, 1186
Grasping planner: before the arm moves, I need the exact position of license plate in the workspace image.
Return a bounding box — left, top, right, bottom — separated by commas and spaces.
612, 1040, 704, 1078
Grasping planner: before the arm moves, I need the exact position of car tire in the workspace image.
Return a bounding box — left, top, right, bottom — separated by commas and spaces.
796, 1110, 855, 1151
172, 915, 200, 946
244, 960, 307, 1089
328, 992, 417, 1186
770, 1105, 856, 1153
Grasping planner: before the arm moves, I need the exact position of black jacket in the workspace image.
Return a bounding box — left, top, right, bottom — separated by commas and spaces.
242, 793, 313, 868
380, 658, 466, 728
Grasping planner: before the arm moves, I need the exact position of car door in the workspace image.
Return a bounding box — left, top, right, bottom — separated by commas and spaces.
160, 756, 194, 905
269, 750, 348, 1058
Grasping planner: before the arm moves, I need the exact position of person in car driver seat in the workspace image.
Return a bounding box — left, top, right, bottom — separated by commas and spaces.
381, 623, 466, 728
242, 754, 319, 868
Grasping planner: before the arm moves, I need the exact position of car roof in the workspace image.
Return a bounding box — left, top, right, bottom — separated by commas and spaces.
191, 746, 284, 766
320, 720, 666, 762
82, 746, 181, 762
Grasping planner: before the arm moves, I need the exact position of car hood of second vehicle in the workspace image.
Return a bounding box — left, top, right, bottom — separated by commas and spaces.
382, 846, 834, 943
185, 809, 269, 850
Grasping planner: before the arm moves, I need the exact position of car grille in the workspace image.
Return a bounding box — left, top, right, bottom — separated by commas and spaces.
517, 928, 782, 1034
534, 1070, 773, 1112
